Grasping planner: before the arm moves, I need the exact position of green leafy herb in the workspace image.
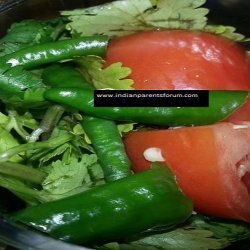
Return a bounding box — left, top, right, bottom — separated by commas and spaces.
0, 19, 65, 57
2, 110, 38, 140
204, 25, 250, 42
40, 154, 104, 199
62, 0, 208, 37
117, 123, 135, 135
0, 126, 22, 162
0, 109, 105, 205
120, 229, 224, 250
0, 65, 45, 106
72, 122, 92, 145
0, 137, 104, 205
0, 18, 66, 106
62, 0, 248, 41
33, 122, 94, 163
150, 0, 158, 5
0, 110, 37, 158
0, 152, 105, 205
77, 56, 134, 90
190, 215, 250, 244
100, 215, 250, 250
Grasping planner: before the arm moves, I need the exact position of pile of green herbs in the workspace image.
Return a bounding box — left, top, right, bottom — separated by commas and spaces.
0, 0, 250, 249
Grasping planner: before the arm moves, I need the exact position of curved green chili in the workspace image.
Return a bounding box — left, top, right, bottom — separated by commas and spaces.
81, 116, 131, 181
0, 36, 108, 69
12, 164, 193, 246
0, 36, 108, 106
44, 88, 248, 126
42, 64, 132, 181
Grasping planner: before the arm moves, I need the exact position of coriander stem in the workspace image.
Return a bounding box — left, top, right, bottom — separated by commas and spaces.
29, 104, 65, 142
0, 161, 47, 184
0, 133, 73, 163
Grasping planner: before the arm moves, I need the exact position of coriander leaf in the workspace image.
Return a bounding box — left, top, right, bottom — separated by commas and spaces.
29, 122, 94, 164
62, 0, 208, 37
101, 228, 225, 250
0, 110, 38, 161
39, 154, 104, 202
0, 129, 73, 163
7, 110, 38, 131
62, 0, 249, 42
100, 215, 250, 250
117, 123, 135, 135
72, 136, 94, 154
42, 156, 90, 195
150, 0, 158, 5
33, 143, 70, 165
73, 123, 92, 145
145, 0, 208, 30
204, 25, 250, 42
72, 123, 94, 150
0, 19, 65, 57
128, 230, 224, 250
0, 20, 49, 56
5, 110, 38, 141
190, 215, 250, 243
77, 56, 134, 90
0, 112, 9, 127
0, 125, 22, 162
0, 66, 45, 106
0, 66, 43, 95
88, 162, 105, 184
72, 123, 86, 136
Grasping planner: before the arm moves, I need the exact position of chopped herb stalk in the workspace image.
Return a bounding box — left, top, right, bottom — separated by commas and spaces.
0, 162, 46, 184
0, 132, 73, 163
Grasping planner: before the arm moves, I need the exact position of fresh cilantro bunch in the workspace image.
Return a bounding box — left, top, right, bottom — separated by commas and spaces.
62, 0, 248, 41
0, 108, 106, 207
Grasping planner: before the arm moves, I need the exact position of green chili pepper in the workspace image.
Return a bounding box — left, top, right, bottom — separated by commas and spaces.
42, 64, 131, 181
0, 36, 108, 69
81, 116, 131, 181
44, 88, 248, 126
12, 164, 193, 246
0, 36, 108, 106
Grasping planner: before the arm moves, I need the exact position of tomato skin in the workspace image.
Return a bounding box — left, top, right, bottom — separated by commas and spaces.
124, 122, 250, 222
105, 30, 250, 121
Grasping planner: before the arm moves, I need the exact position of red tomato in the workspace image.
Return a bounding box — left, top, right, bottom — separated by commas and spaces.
105, 30, 250, 121
124, 122, 250, 222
